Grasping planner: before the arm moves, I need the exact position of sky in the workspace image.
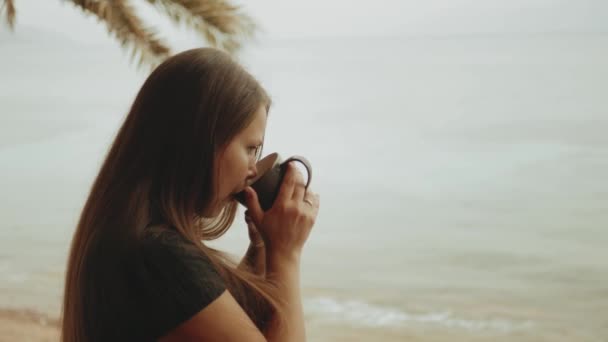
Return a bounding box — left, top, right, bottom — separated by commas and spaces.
2, 0, 607, 44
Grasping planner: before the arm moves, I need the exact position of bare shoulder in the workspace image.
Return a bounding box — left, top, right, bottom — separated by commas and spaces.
158, 289, 267, 342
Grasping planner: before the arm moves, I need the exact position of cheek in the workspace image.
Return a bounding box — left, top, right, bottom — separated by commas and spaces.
223, 150, 250, 188
235, 153, 250, 181
232, 146, 250, 170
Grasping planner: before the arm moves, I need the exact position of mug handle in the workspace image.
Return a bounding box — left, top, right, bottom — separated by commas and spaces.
281, 155, 313, 189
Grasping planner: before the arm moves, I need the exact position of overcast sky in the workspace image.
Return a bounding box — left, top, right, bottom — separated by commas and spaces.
3, 0, 607, 44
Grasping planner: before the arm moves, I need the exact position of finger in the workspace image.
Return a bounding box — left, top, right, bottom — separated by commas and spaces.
312, 194, 320, 217
244, 187, 264, 225
291, 169, 306, 201
246, 221, 263, 245
244, 211, 257, 229
245, 211, 256, 228
313, 193, 320, 209
275, 162, 297, 204
304, 191, 319, 209
246, 220, 257, 233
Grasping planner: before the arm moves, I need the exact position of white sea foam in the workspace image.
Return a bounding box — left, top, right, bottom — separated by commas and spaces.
305, 297, 534, 332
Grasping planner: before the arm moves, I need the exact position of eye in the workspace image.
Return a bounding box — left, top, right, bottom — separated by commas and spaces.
248, 144, 263, 159
248, 145, 261, 155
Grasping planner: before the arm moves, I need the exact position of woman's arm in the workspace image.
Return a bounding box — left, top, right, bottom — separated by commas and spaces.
159, 290, 267, 342
239, 232, 305, 342
264, 250, 305, 342
240, 164, 320, 342
238, 241, 266, 275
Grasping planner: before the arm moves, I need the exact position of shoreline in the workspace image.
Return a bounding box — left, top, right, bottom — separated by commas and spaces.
0, 306, 600, 342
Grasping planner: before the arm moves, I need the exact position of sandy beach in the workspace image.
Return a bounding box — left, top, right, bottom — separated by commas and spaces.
0, 309, 586, 342
0, 309, 59, 342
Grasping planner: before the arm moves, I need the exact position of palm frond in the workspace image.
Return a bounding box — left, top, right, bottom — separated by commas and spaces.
145, 0, 256, 54
1, 0, 16, 30
68, 0, 171, 69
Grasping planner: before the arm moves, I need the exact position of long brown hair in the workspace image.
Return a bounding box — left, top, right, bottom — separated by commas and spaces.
61, 48, 281, 341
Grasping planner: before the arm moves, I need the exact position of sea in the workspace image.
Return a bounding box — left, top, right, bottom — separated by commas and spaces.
1, 28, 607, 341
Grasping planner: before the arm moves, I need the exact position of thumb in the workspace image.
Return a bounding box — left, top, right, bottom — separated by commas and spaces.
244, 187, 263, 225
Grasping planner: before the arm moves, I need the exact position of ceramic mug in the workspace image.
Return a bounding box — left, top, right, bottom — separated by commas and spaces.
234, 152, 312, 211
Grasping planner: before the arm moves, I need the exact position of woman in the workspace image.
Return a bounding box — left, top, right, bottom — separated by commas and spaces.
61, 48, 320, 341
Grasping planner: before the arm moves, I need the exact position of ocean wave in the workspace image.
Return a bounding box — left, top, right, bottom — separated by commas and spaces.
304, 297, 534, 332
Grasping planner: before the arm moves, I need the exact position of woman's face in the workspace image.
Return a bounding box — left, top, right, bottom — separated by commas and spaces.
208, 104, 267, 216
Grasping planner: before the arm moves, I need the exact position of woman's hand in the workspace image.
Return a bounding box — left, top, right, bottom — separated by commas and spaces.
238, 211, 266, 275
244, 210, 264, 248
243, 162, 320, 260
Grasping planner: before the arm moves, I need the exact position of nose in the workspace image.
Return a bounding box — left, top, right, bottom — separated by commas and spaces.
246, 165, 258, 182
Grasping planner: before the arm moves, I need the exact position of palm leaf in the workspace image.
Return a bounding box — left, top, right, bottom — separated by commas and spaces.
1, 0, 16, 29
0, 0, 256, 68
145, 0, 256, 54
67, 0, 171, 68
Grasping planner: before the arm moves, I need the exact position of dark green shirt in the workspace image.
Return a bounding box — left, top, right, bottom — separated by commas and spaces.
126, 225, 226, 341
